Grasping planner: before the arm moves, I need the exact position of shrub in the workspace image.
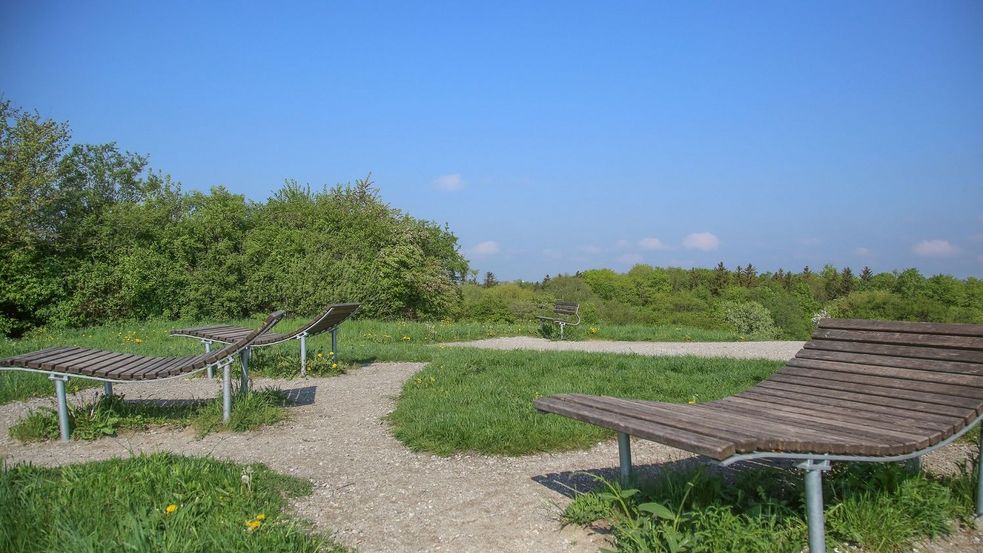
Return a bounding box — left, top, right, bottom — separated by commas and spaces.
718, 301, 778, 339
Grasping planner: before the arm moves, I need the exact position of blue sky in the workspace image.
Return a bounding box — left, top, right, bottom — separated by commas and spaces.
3, 1, 981, 280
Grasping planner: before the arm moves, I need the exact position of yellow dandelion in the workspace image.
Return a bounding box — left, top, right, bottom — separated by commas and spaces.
134, 338, 143, 344
165, 503, 178, 514
331, 363, 338, 369
317, 352, 323, 358
328, 351, 334, 356
245, 519, 262, 531
255, 513, 266, 521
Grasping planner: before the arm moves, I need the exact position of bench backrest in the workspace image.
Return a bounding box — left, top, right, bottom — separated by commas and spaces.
772, 318, 983, 421
300, 303, 361, 337
554, 302, 579, 316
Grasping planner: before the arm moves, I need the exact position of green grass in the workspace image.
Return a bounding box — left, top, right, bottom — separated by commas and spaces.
0, 453, 349, 552
10, 387, 289, 442
388, 348, 783, 455
563, 462, 977, 553
0, 317, 752, 405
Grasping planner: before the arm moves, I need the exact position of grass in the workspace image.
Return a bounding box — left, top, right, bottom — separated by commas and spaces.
0, 453, 349, 552
562, 462, 978, 553
9, 387, 289, 442
388, 348, 783, 455
0, 317, 749, 405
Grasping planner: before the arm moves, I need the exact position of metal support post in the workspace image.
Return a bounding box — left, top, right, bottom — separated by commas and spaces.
559, 322, 566, 340
799, 459, 831, 553
331, 328, 338, 356
103, 382, 113, 397
239, 348, 250, 394
976, 423, 983, 517
618, 432, 632, 482
50, 374, 71, 441
299, 333, 308, 377
222, 362, 232, 424
202, 340, 214, 378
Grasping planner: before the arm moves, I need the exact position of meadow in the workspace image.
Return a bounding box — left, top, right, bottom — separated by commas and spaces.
1, 317, 980, 552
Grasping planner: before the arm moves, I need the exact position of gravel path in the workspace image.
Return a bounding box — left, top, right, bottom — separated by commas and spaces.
1, 341, 980, 552
445, 336, 806, 360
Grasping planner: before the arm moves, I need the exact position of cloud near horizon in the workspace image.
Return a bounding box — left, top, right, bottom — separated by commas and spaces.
433, 174, 464, 191
912, 239, 959, 257
682, 232, 720, 251
638, 237, 666, 250
469, 240, 500, 256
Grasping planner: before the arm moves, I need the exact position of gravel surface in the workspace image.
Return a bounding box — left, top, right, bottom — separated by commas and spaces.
1, 341, 981, 552
445, 336, 806, 361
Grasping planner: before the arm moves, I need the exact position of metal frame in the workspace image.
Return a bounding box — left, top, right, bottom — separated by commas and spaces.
1, 354, 242, 442
615, 414, 983, 553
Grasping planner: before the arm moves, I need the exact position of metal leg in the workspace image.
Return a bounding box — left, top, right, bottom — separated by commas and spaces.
239, 348, 250, 394
559, 322, 565, 340
222, 363, 232, 424
50, 374, 71, 441
976, 424, 983, 517
618, 432, 632, 482
800, 459, 831, 553
203, 340, 213, 378
906, 457, 921, 474
103, 382, 113, 397
299, 334, 307, 377
331, 328, 338, 356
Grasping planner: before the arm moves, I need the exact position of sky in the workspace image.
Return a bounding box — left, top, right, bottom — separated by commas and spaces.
2, 1, 982, 281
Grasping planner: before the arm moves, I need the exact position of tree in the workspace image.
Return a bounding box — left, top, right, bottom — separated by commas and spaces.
710, 262, 728, 296
483, 271, 498, 288
840, 267, 855, 296
860, 266, 873, 283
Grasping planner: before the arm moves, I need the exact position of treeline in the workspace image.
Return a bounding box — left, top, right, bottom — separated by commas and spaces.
459, 263, 983, 339
0, 102, 467, 336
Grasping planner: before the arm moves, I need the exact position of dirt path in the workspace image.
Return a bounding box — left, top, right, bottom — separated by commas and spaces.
445, 336, 806, 360
1, 351, 980, 552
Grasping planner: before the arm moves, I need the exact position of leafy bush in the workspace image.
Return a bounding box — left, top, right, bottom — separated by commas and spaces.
718, 301, 778, 339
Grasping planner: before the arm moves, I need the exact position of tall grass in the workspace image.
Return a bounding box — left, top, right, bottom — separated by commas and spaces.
0, 453, 348, 552
389, 348, 782, 455
563, 462, 977, 552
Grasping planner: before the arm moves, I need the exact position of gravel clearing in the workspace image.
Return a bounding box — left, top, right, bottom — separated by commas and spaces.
445, 336, 806, 360
1, 341, 981, 552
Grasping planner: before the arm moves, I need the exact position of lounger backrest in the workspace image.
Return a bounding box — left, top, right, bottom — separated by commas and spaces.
196, 310, 287, 369
297, 303, 360, 337
782, 318, 983, 417
555, 302, 579, 316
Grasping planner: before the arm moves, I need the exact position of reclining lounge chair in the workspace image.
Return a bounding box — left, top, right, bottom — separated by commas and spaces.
0, 311, 286, 441
534, 318, 983, 553
170, 303, 360, 377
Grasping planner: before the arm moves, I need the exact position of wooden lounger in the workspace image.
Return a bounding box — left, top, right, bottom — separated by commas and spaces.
0, 311, 286, 441
534, 318, 983, 552
171, 303, 360, 376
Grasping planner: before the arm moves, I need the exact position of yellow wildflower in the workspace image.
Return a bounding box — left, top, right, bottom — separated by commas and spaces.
134, 338, 143, 344
245, 519, 262, 531
165, 503, 178, 514
317, 352, 323, 358
328, 351, 334, 356
255, 513, 266, 521
331, 363, 338, 369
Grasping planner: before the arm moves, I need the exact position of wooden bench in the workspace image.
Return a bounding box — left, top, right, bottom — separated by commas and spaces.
534, 318, 983, 552
536, 301, 580, 339
171, 303, 359, 377
0, 311, 286, 441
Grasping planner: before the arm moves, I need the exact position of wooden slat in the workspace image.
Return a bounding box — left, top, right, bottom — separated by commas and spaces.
718, 396, 954, 437
819, 318, 983, 337
779, 365, 983, 400
813, 328, 983, 350
753, 380, 973, 420
534, 395, 735, 459
787, 357, 983, 387
769, 373, 982, 411
67, 352, 139, 376
3, 346, 76, 364
737, 388, 964, 426
39, 349, 118, 371
805, 339, 983, 364
25, 347, 99, 368
795, 349, 983, 376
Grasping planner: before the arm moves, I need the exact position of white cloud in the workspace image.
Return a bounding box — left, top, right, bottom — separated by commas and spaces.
618, 253, 644, 264
682, 232, 720, 251
638, 237, 666, 250
854, 247, 872, 257
433, 174, 464, 191
912, 239, 959, 257
470, 240, 500, 256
